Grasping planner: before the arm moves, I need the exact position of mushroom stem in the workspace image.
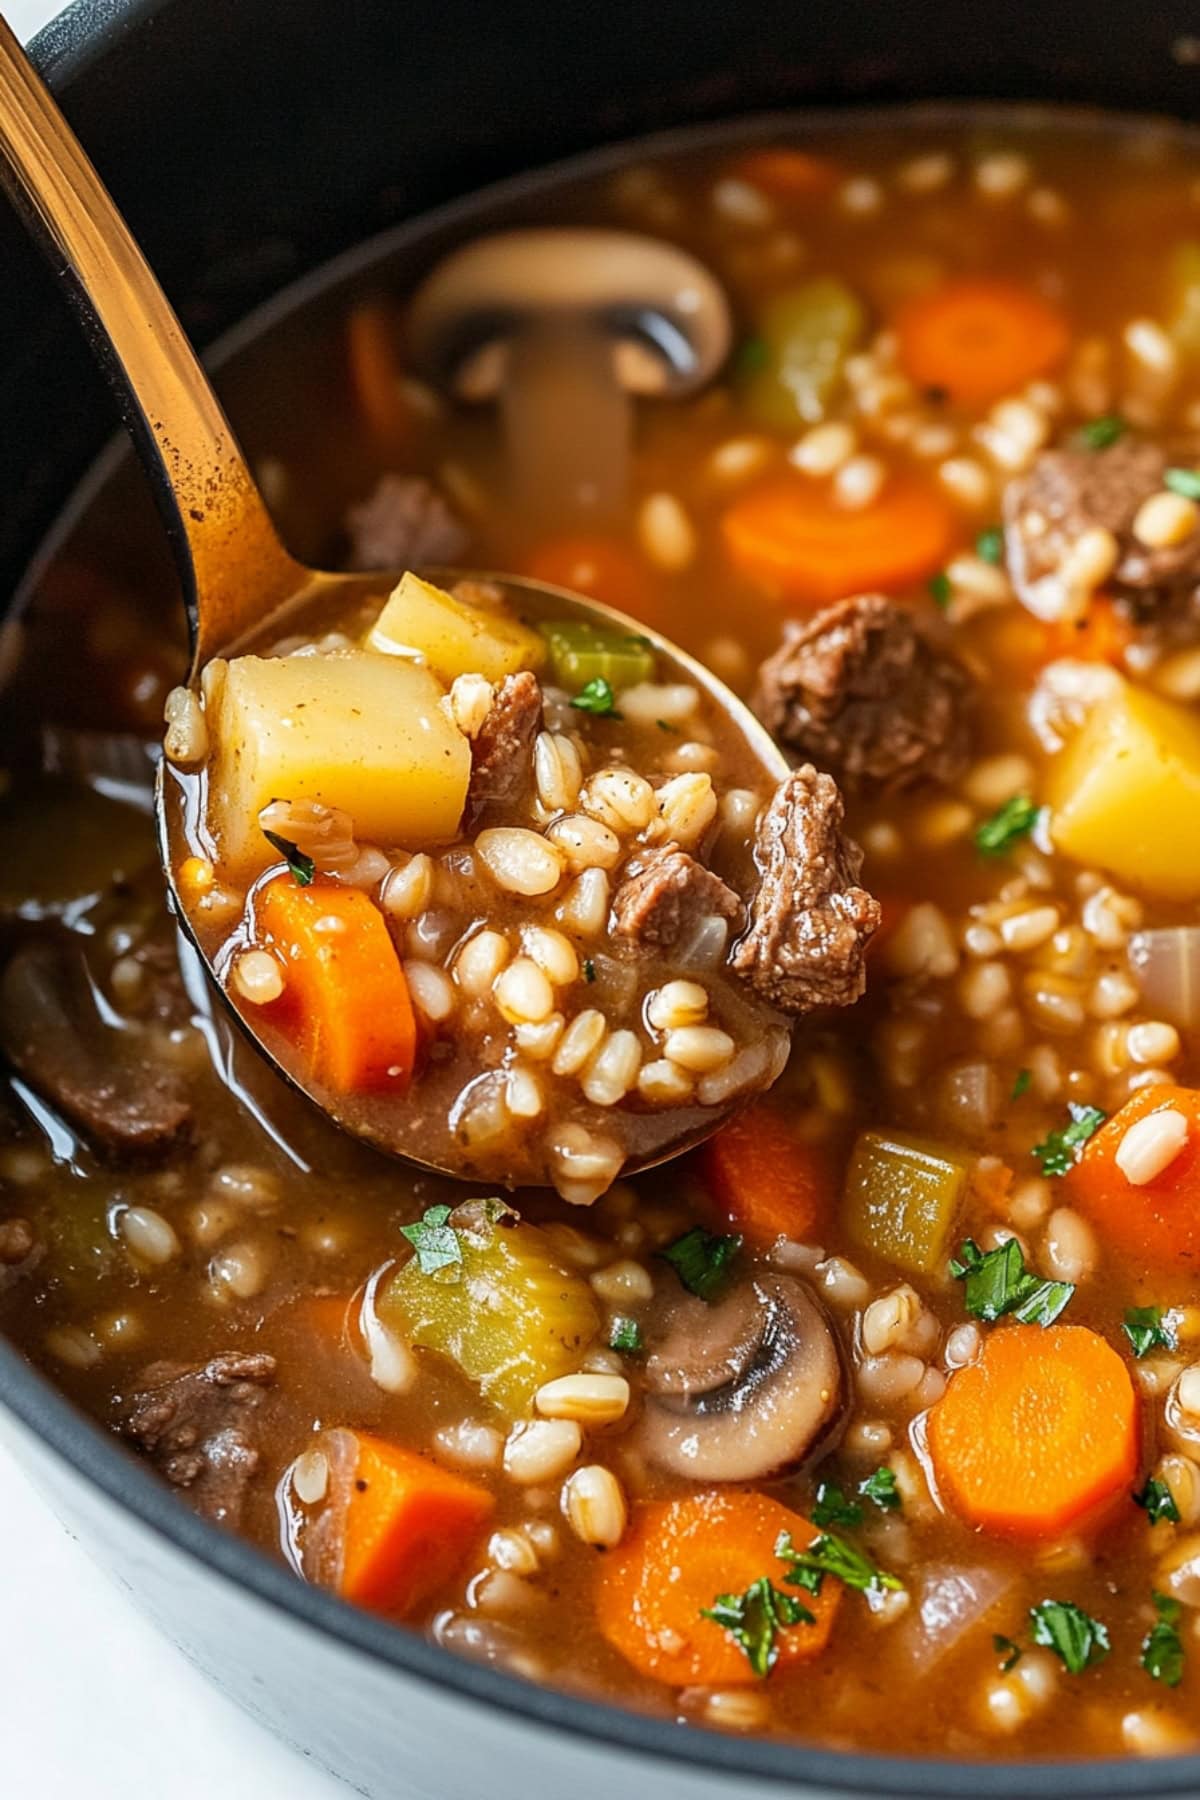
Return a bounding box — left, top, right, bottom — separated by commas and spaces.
501, 320, 631, 524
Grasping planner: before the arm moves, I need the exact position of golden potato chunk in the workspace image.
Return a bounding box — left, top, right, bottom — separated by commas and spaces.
364, 572, 545, 685
204, 650, 470, 875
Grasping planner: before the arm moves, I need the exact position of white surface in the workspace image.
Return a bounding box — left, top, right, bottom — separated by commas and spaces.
0, 4, 346, 1796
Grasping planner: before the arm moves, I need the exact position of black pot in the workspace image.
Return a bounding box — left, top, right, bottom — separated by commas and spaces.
3, 4, 1200, 1795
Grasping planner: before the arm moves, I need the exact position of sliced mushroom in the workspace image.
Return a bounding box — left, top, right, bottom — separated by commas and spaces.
638, 1272, 845, 1482
407, 228, 732, 523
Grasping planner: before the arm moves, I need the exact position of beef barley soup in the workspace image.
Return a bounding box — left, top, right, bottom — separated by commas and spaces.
8, 110, 1200, 1762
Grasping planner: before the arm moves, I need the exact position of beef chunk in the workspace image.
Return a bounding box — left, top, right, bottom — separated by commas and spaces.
731, 767, 880, 1014
1004, 438, 1200, 619
753, 595, 972, 790
611, 847, 742, 952
465, 671, 543, 824
122, 1352, 278, 1527
345, 474, 469, 571
0, 1216, 40, 1294
0, 941, 191, 1158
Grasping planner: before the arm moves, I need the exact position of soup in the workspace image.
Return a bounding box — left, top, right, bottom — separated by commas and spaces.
5, 111, 1200, 1763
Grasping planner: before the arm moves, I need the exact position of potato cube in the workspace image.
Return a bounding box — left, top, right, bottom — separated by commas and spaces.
205, 650, 470, 874
364, 572, 545, 685
1048, 682, 1200, 901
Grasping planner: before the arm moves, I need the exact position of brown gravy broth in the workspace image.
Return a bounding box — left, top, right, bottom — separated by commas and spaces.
5, 110, 1200, 1759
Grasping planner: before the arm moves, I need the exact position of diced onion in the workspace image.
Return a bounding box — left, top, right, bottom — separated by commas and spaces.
1129, 928, 1200, 1031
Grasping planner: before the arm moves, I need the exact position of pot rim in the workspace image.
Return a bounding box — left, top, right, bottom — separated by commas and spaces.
6, 4, 1200, 1792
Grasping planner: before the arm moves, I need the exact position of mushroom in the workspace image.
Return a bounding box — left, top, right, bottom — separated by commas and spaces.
407, 228, 732, 523
637, 1272, 845, 1482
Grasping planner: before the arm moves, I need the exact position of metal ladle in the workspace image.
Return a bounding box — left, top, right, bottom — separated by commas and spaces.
0, 19, 788, 1187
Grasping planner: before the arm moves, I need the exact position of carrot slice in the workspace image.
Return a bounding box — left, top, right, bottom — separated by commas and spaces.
895, 277, 1069, 407
253, 874, 417, 1094
703, 1102, 830, 1247
523, 534, 655, 617
721, 472, 954, 605
595, 1491, 840, 1686
927, 1324, 1138, 1540
346, 300, 408, 453
729, 148, 842, 201
322, 1431, 493, 1615
1066, 1084, 1200, 1271
1044, 596, 1133, 668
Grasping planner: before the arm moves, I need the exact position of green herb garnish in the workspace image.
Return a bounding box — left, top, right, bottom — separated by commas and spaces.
1011, 1068, 1032, 1101
974, 794, 1040, 857
1078, 414, 1126, 450
976, 525, 1005, 565
1164, 467, 1200, 501
1123, 1305, 1178, 1359
811, 1482, 864, 1529
660, 1225, 742, 1302
655, 718, 680, 734
949, 1237, 1074, 1326
860, 1466, 902, 1512
993, 1633, 1023, 1673
262, 827, 315, 887
1134, 1476, 1181, 1526
608, 1316, 644, 1356
399, 1203, 462, 1275
583, 958, 596, 984
1029, 1599, 1110, 1674
1142, 1592, 1185, 1687
1032, 1103, 1106, 1178
701, 1577, 814, 1678
734, 335, 770, 377
571, 676, 622, 718
776, 1529, 904, 1603
929, 570, 952, 609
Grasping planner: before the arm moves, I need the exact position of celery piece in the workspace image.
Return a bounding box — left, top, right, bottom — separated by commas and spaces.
1167, 241, 1200, 358
741, 277, 867, 432
538, 619, 656, 695
844, 1129, 971, 1275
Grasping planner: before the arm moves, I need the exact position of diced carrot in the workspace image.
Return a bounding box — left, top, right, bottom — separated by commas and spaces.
895, 277, 1070, 407
293, 1292, 358, 1351
326, 1431, 494, 1615
346, 300, 408, 453
523, 534, 656, 618
721, 472, 954, 606
1066, 1084, 1200, 1271
253, 874, 417, 1095
703, 1102, 830, 1247
927, 1323, 1139, 1540
728, 148, 842, 201
595, 1491, 840, 1686
1043, 596, 1133, 668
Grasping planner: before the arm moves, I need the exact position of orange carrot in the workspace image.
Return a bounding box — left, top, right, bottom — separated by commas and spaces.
703, 1102, 830, 1247
253, 874, 417, 1094
1066, 1084, 1200, 1271
1043, 596, 1132, 668
323, 1431, 494, 1615
729, 148, 842, 201
595, 1491, 840, 1686
721, 472, 954, 606
346, 300, 408, 453
927, 1324, 1138, 1539
523, 534, 656, 617
895, 277, 1069, 407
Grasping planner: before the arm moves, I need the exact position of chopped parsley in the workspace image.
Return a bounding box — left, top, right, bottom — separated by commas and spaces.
262, 827, 315, 886
776, 1528, 904, 1605
974, 794, 1040, 857
734, 335, 770, 377
1165, 466, 1200, 502
993, 1633, 1023, 1674
399, 1203, 461, 1275
929, 570, 952, 609
1011, 1068, 1033, 1101
1032, 1102, 1106, 1177
1123, 1304, 1178, 1359
975, 525, 1005, 565
583, 958, 596, 984
655, 718, 680, 734
1078, 413, 1126, 451
1134, 1476, 1181, 1526
701, 1577, 814, 1679
949, 1236, 1074, 1327
660, 1225, 742, 1301
860, 1466, 902, 1512
1142, 1591, 1185, 1687
607, 1316, 644, 1356
811, 1482, 863, 1529
1029, 1599, 1110, 1674
571, 676, 621, 717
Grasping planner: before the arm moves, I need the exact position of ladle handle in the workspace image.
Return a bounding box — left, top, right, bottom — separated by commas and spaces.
0, 17, 300, 662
